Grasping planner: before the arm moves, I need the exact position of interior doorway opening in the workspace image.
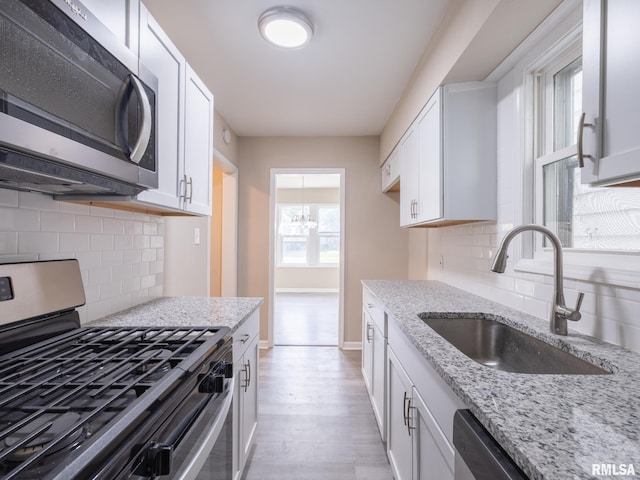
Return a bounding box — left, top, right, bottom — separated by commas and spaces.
269, 169, 345, 347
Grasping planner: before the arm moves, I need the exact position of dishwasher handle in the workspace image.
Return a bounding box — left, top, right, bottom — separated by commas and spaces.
453, 410, 528, 480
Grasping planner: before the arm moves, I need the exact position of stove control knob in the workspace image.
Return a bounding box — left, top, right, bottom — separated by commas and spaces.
223, 361, 233, 378
199, 374, 225, 394
147, 443, 172, 476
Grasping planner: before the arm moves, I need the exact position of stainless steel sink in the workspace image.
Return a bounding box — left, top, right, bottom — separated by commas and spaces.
421, 316, 610, 375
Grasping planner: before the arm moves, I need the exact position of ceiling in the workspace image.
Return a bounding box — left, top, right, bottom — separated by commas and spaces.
143, 0, 450, 137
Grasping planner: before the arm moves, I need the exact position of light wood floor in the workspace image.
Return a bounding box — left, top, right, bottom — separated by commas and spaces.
242, 346, 393, 480
274, 293, 339, 346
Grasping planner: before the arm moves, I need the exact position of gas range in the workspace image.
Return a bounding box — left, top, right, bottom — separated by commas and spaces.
0, 261, 233, 480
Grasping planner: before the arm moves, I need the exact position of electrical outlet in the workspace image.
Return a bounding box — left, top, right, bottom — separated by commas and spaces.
194, 228, 201, 245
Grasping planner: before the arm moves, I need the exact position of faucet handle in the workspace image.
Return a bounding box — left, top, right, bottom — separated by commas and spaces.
567, 292, 584, 321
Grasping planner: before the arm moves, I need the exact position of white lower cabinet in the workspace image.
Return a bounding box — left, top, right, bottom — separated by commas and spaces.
386, 318, 466, 480
362, 287, 388, 441
233, 311, 259, 480
387, 348, 414, 480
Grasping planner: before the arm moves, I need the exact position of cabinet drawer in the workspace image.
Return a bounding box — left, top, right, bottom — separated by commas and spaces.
363, 287, 386, 336
233, 310, 259, 364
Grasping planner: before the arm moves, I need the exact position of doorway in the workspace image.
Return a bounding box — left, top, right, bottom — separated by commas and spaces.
269, 169, 345, 347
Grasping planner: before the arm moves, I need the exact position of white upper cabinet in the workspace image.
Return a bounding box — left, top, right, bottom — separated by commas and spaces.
80, 0, 139, 55
134, 6, 214, 215
381, 145, 401, 192
581, 0, 640, 186
136, 4, 185, 211
399, 82, 497, 227
182, 65, 214, 215
400, 126, 419, 226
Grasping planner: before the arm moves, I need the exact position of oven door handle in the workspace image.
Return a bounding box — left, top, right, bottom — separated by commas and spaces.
174, 377, 234, 480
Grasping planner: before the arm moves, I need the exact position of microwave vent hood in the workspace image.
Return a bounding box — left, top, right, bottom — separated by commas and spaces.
0, 147, 144, 197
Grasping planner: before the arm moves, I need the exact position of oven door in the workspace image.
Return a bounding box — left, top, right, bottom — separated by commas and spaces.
0, 0, 157, 189
173, 378, 234, 480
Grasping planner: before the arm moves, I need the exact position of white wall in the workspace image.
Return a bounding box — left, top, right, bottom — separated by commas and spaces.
0, 189, 164, 323
421, 5, 640, 353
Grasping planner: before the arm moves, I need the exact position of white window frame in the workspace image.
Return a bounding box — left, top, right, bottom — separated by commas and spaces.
492, 0, 640, 288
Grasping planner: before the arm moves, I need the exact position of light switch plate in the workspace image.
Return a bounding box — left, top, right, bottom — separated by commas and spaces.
194, 228, 201, 245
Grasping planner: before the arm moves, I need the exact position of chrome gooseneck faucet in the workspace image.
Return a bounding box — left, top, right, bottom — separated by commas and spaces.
490, 224, 584, 335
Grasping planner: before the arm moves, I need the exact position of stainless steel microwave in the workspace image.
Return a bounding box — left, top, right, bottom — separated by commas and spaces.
0, 0, 158, 197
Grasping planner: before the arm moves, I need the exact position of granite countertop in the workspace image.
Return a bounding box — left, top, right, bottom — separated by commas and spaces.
89, 297, 263, 332
362, 280, 640, 480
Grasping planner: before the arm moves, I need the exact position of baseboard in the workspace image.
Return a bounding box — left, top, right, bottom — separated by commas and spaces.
275, 288, 340, 293
341, 341, 362, 350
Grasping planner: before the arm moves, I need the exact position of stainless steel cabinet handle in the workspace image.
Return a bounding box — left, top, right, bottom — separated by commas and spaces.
186, 177, 193, 203
577, 112, 595, 168
366, 322, 373, 343
179, 174, 187, 201
243, 359, 251, 392
239, 333, 250, 344
403, 391, 410, 427
407, 401, 416, 436
129, 75, 152, 164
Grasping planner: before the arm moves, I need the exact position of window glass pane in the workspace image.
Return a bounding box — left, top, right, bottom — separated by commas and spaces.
553, 58, 582, 151
543, 156, 640, 249
319, 235, 340, 264
282, 236, 307, 263
318, 207, 340, 233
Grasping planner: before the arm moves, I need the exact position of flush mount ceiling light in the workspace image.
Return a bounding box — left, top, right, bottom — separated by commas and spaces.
258, 7, 313, 49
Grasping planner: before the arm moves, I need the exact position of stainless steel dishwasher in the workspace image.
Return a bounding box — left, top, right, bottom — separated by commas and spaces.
453, 410, 529, 480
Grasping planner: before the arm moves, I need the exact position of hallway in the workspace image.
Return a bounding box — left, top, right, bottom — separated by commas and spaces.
242, 346, 393, 480
273, 293, 339, 346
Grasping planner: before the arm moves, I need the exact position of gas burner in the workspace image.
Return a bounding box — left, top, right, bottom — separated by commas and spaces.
136, 349, 173, 375
4, 412, 84, 461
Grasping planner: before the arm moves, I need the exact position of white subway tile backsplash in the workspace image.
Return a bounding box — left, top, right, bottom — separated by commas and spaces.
0, 208, 40, 231
103, 218, 125, 234
90, 234, 114, 251
114, 234, 134, 250
18, 191, 57, 211
0, 189, 19, 207
19, 232, 58, 253
76, 215, 102, 233
59, 233, 90, 252
0, 232, 18, 255
1, 190, 164, 322
143, 222, 157, 236
102, 250, 124, 267
40, 212, 75, 232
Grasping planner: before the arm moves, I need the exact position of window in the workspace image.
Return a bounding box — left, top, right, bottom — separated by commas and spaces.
534, 39, 640, 251
277, 204, 340, 266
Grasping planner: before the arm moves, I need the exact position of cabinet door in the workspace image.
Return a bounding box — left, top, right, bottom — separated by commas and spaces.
233, 333, 259, 480
400, 127, 419, 226
362, 310, 374, 395
381, 146, 400, 192
370, 322, 386, 441
413, 388, 455, 480
387, 348, 414, 480
582, 0, 640, 186
416, 93, 442, 223
183, 65, 214, 214
136, 6, 184, 210
240, 334, 259, 469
